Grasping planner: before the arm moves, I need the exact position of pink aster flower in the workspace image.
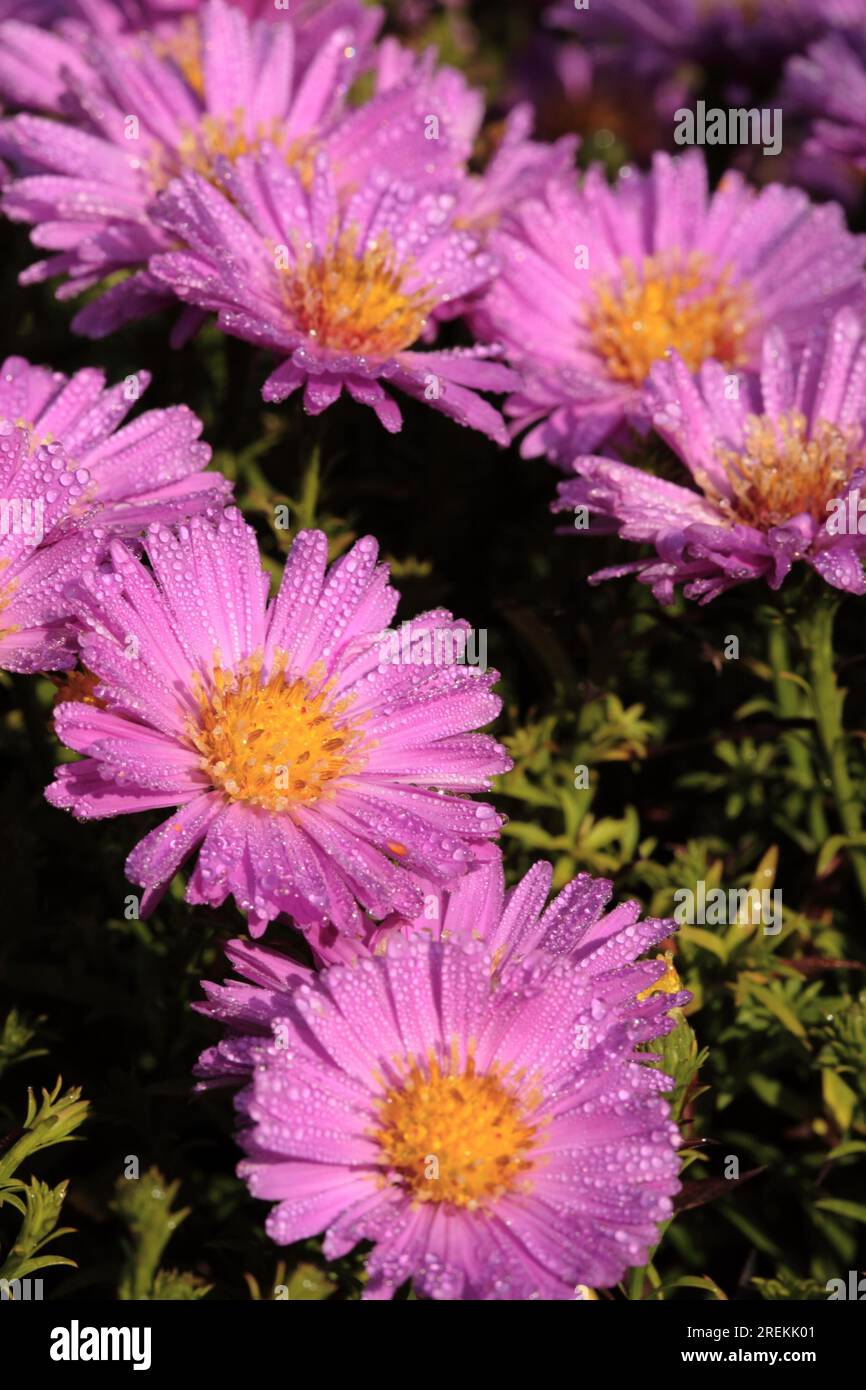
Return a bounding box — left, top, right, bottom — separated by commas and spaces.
474, 151, 866, 464
0, 0, 66, 20
370, 844, 683, 970
0, 0, 382, 114
149, 150, 518, 438
783, 35, 866, 206
201, 920, 684, 1298
545, 0, 847, 70
196, 847, 687, 1082
448, 101, 578, 248
506, 30, 687, 165
371, 33, 482, 160
0, 0, 451, 337
0, 2, 196, 117
0, 356, 227, 673
46, 514, 511, 936
554, 308, 866, 604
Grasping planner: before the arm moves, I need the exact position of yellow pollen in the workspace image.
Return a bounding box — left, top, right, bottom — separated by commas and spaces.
279, 230, 434, 357
373, 1053, 540, 1208
186, 652, 366, 810
180, 113, 276, 174
147, 104, 316, 194
148, 111, 295, 191
52, 669, 104, 709
144, 16, 321, 193
707, 412, 864, 530
151, 16, 205, 96
637, 951, 682, 1002
12, 419, 53, 453
587, 253, 751, 386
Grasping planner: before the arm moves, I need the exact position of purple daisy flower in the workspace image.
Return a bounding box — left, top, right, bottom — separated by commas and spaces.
474, 151, 866, 464
46, 514, 511, 935
555, 308, 866, 603
0, 18, 93, 115
451, 102, 577, 242
0, 0, 445, 337
0, 356, 227, 673
195, 847, 686, 1079
196, 935, 316, 1086
199, 917, 684, 1298
371, 33, 482, 156
149, 150, 518, 438
783, 35, 866, 206
0, 1, 198, 117
368, 843, 681, 968
545, 0, 847, 70
507, 30, 688, 163
0, 0, 67, 20
0, 0, 382, 114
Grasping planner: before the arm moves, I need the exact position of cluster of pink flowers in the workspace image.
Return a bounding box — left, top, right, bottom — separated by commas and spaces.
37, 505, 689, 1298
196, 854, 687, 1299
1, 1, 863, 606
14, 0, 866, 1299
0, 0, 571, 437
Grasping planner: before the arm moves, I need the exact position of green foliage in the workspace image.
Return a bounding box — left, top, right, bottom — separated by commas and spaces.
2, 0, 866, 1305
752, 1271, 835, 1301
113, 1168, 210, 1300
0, 1078, 88, 1291
500, 703, 655, 885
0, 1010, 48, 1080
245, 1259, 337, 1301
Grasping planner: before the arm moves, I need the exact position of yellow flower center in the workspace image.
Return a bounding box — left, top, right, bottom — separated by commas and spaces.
279, 230, 435, 357
186, 653, 366, 810
52, 669, 104, 709
637, 951, 682, 1001
147, 109, 315, 193
151, 16, 205, 96
587, 253, 752, 386
373, 1052, 541, 1208
177, 113, 282, 176
707, 412, 864, 530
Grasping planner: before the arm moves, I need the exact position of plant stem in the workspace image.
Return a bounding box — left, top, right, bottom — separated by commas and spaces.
295, 441, 321, 533
626, 1264, 644, 1300
766, 615, 828, 845
767, 618, 811, 784
801, 591, 866, 908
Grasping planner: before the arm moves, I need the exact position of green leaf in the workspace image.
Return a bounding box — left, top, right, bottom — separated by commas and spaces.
822, 1069, 857, 1133
746, 984, 809, 1041
654, 1274, 728, 1300
815, 1198, 866, 1225
817, 833, 866, 877
113, 1168, 195, 1301
500, 820, 564, 851
0, 1080, 89, 1184
679, 926, 729, 961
